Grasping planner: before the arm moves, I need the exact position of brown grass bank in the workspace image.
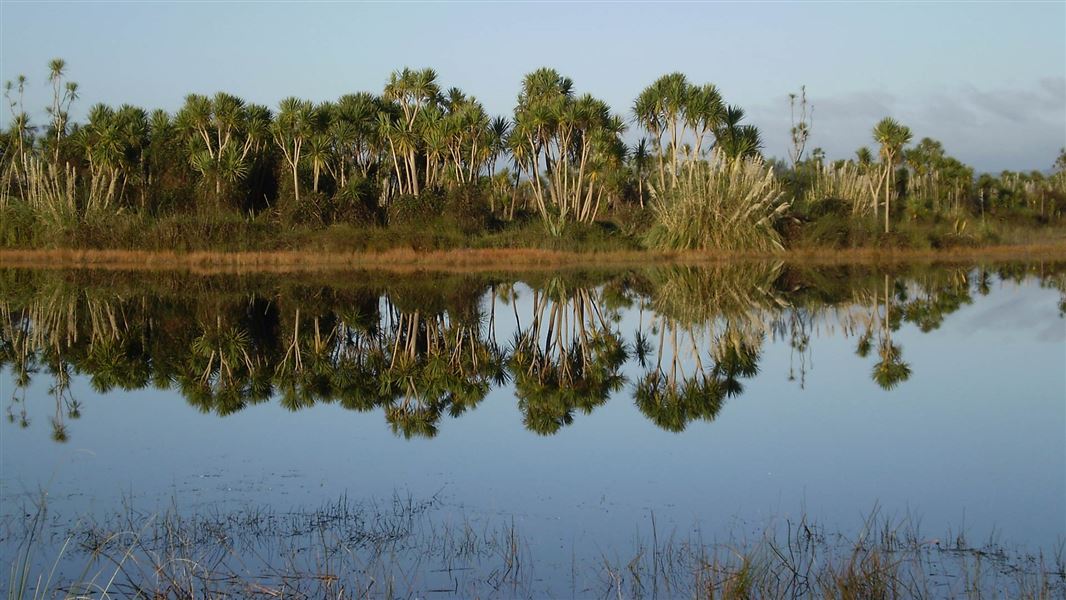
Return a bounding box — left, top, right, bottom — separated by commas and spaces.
2, 242, 1066, 274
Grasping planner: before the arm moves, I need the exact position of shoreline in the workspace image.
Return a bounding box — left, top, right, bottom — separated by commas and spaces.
2, 242, 1066, 273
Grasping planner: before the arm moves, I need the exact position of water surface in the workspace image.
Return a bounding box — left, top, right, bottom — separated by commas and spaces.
2, 262, 1064, 593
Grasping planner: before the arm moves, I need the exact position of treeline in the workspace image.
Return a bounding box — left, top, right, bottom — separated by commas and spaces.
2, 59, 1064, 251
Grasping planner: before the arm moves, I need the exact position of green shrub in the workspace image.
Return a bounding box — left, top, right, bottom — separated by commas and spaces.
442, 185, 495, 235
388, 192, 445, 227
645, 151, 789, 252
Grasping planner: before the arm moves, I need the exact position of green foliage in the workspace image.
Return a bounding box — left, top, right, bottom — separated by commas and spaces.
1, 60, 1062, 255
510, 68, 626, 233
645, 151, 789, 251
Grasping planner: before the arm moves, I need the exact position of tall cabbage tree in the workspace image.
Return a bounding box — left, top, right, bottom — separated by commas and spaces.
272, 97, 317, 202
511, 68, 625, 233
175, 92, 270, 198
634, 74, 733, 191
382, 68, 440, 196
872, 117, 912, 233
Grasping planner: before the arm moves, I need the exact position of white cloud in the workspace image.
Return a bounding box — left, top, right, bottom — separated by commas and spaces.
748, 78, 1066, 172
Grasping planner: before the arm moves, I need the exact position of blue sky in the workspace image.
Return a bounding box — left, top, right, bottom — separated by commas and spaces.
1, 1, 1063, 172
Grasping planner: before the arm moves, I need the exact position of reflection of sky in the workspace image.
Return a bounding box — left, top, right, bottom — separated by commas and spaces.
1, 275, 1064, 573
959, 282, 1066, 343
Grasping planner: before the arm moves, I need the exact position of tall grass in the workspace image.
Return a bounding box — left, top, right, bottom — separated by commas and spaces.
907, 170, 969, 218
646, 150, 790, 252
3, 158, 119, 231
803, 161, 879, 217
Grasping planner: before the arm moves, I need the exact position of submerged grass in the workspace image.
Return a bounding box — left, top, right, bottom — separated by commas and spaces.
4, 496, 1063, 599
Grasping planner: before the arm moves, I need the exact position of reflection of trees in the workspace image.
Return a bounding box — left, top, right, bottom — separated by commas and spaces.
635, 325, 762, 433
2, 297, 83, 441
871, 274, 910, 391
852, 269, 979, 390
2, 262, 1063, 442
899, 269, 973, 333
509, 282, 627, 435
635, 265, 777, 432
377, 305, 505, 439
847, 274, 911, 391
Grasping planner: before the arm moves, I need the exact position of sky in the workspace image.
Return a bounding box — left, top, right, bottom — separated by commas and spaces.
1, 1, 1063, 173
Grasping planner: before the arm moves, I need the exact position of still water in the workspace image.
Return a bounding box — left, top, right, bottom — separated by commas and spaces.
1, 262, 1064, 594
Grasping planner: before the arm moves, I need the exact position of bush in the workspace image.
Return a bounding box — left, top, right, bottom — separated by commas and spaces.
645, 151, 789, 252
388, 191, 445, 227
333, 177, 380, 226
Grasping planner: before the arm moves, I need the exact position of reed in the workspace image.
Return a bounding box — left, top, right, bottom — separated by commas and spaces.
803, 161, 880, 217
8, 497, 1064, 599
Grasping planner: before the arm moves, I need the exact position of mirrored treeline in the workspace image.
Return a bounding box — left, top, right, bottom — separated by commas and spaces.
3, 261, 1064, 441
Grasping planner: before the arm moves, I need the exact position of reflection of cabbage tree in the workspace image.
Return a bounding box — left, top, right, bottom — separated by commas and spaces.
272, 308, 344, 412
42, 357, 79, 442
509, 284, 627, 435
899, 269, 973, 332
177, 315, 272, 416
378, 307, 505, 439
782, 308, 813, 388
635, 315, 762, 432
1, 301, 38, 392
633, 264, 777, 432
3, 298, 110, 438
327, 309, 390, 413
861, 275, 911, 390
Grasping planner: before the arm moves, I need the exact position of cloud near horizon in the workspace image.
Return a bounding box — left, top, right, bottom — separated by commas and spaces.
749, 78, 1066, 173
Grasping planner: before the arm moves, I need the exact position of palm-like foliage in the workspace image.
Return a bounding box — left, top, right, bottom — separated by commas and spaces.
380, 67, 441, 197
175, 92, 269, 200
872, 117, 913, 232
272, 97, 317, 202
511, 68, 625, 232
715, 105, 762, 161
872, 341, 910, 390
634, 73, 760, 197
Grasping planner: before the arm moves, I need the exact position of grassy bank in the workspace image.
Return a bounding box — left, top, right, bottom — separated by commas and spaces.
3, 240, 1066, 274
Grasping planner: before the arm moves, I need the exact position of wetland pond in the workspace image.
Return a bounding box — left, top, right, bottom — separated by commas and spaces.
1, 261, 1064, 597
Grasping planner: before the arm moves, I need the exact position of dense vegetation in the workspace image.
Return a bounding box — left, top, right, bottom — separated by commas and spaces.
2, 60, 1064, 253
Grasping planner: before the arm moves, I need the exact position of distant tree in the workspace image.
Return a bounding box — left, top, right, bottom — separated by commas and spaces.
3, 75, 31, 167
46, 58, 78, 165
855, 147, 874, 168
788, 85, 812, 168
872, 117, 912, 233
